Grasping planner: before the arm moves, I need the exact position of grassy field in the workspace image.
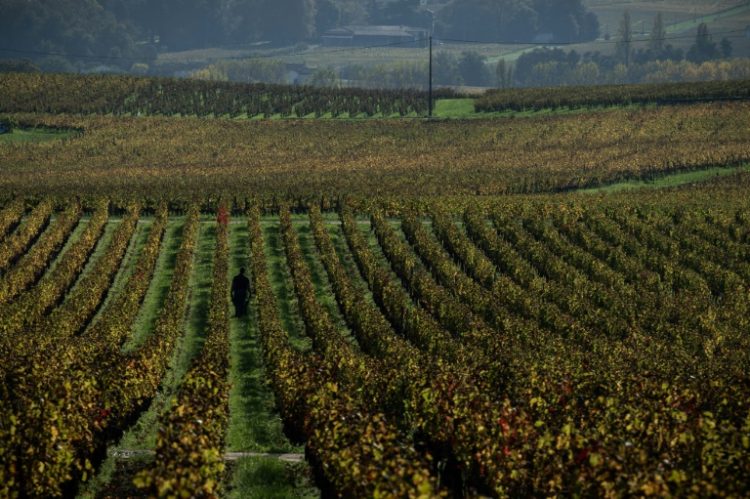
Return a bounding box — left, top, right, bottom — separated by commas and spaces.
0, 127, 77, 144
579, 163, 750, 193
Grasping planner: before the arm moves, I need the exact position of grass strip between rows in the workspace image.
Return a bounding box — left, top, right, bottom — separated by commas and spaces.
0, 201, 82, 305
252, 206, 440, 497
0, 198, 53, 274
30, 203, 141, 344
0, 199, 109, 337
0, 206, 198, 498
134, 209, 230, 496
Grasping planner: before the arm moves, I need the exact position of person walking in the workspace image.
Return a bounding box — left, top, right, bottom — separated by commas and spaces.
231, 267, 250, 317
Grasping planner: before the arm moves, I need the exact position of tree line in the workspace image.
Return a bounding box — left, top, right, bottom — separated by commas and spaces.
0, 0, 599, 72
507, 15, 743, 88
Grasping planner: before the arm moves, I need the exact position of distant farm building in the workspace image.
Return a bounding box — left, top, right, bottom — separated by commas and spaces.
321, 25, 428, 48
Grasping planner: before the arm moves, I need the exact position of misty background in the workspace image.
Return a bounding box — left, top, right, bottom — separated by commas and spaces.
1, 0, 749, 89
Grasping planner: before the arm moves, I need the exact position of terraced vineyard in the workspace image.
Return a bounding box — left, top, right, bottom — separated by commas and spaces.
1, 191, 749, 497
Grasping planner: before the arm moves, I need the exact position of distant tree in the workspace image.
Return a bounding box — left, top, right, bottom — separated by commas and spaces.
258, 0, 316, 44
368, 0, 430, 28
649, 13, 665, 53
495, 59, 513, 88
581, 12, 600, 41
332, 0, 368, 25
315, 0, 340, 34
721, 37, 733, 58
0, 0, 148, 70
436, 0, 538, 42
534, 0, 599, 43
155, 0, 226, 50
434, 51, 462, 85
687, 23, 718, 63
664, 44, 684, 61
569, 61, 600, 85
616, 11, 633, 66
515, 47, 577, 84
226, 0, 262, 43
458, 51, 490, 86
0, 59, 40, 73
309, 67, 340, 87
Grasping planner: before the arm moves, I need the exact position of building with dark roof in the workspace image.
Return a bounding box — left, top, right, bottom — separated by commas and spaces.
321, 25, 428, 48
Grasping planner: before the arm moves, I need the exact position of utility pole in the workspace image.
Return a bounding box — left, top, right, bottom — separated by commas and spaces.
428, 35, 433, 117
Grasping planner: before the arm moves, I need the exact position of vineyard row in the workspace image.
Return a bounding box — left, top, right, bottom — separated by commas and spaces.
0, 200, 749, 497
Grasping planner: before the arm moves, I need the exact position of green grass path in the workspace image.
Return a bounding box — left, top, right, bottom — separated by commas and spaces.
37, 216, 89, 279
262, 218, 311, 353
78, 221, 214, 497
0, 128, 76, 144
578, 164, 750, 194
294, 217, 357, 348
224, 219, 318, 498
88, 220, 152, 329
124, 219, 184, 352
61, 219, 119, 305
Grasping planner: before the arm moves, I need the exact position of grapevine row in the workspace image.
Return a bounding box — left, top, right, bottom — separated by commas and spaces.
29, 203, 141, 344
312, 206, 539, 495
430, 208, 578, 337
338, 207, 464, 365
0, 199, 25, 242
0, 200, 109, 337
82, 204, 168, 345
250, 207, 441, 496
0, 202, 82, 305
475, 79, 750, 112
400, 210, 542, 344
0, 198, 53, 274
0, 73, 438, 118
0, 205, 175, 497
370, 210, 493, 340
136, 211, 230, 496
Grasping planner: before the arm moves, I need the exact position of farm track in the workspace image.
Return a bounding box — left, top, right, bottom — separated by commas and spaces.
1, 199, 750, 497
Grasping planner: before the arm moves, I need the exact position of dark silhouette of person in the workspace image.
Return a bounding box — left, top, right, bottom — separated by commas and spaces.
231, 267, 250, 317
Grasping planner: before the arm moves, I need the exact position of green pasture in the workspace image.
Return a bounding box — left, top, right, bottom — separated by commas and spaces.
665, 2, 750, 34
0, 127, 77, 144
579, 164, 750, 194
